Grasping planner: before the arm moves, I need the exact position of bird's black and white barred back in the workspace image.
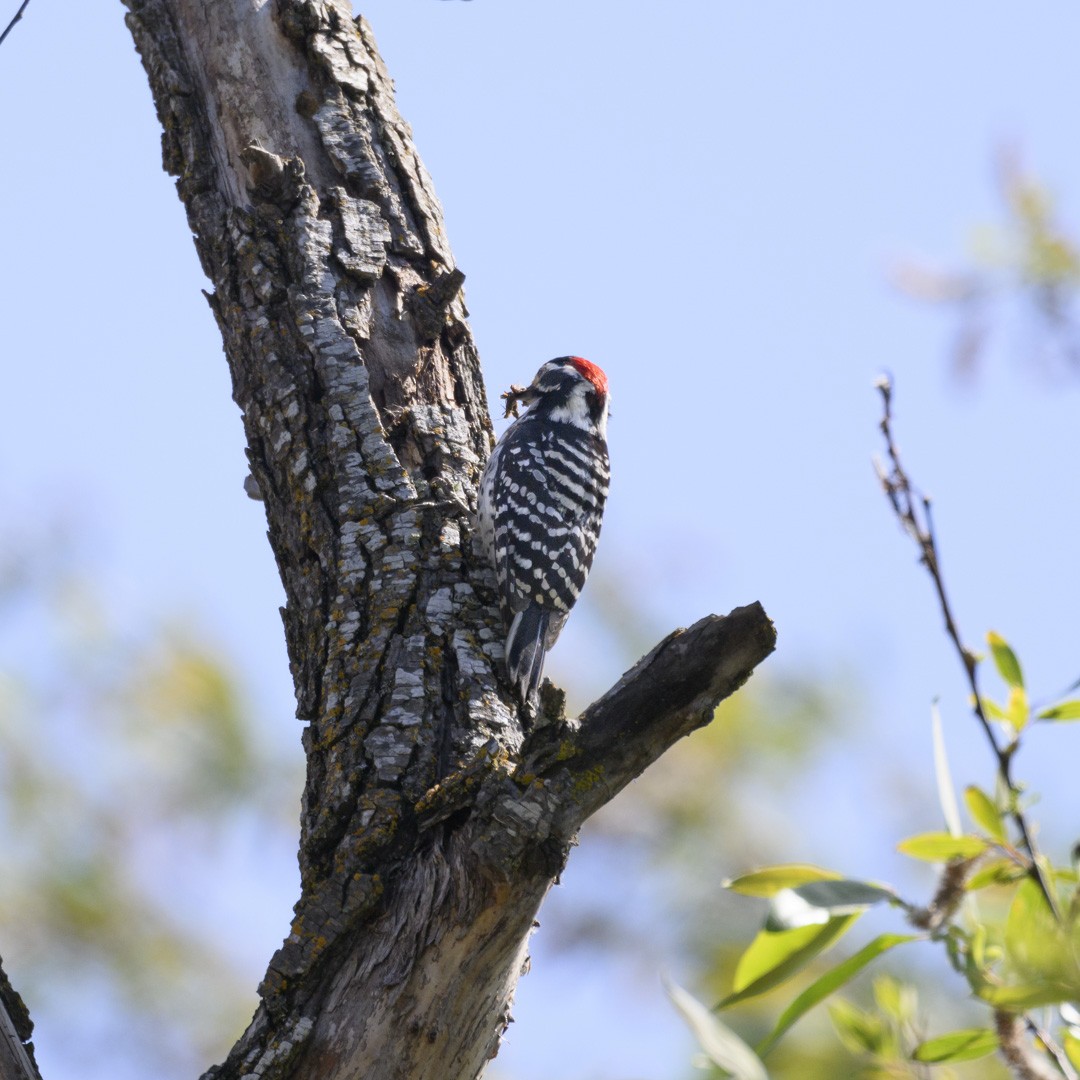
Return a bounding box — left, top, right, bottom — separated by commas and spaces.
477, 356, 610, 704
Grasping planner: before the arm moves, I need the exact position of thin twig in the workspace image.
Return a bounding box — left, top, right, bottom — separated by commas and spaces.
1025, 1016, 1079, 1080
907, 856, 977, 932
873, 375, 1060, 921
0, 0, 31, 48
995, 1011, 1067, 1080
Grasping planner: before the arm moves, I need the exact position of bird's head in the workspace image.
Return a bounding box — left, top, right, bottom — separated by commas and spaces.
518, 356, 609, 435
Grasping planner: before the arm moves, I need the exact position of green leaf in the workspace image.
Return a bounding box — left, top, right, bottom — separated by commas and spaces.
981, 697, 1009, 722
718, 915, 860, 1008
932, 703, 962, 837
979, 982, 1080, 1010
756, 934, 919, 1057
987, 631, 1024, 688
787, 880, 897, 913
725, 864, 841, 898
912, 1028, 999, 1063
828, 999, 888, 1057
897, 832, 988, 862
765, 890, 829, 932
964, 786, 1006, 841
873, 975, 916, 1024
1003, 877, 1080, 992
1037, 700, 1080, 722
1063, 1031, 1080, 1071
966, 858, 1025, 891
1006, 685, 1030, 732
664, 979, 769, 1080
968, 922, 990, 972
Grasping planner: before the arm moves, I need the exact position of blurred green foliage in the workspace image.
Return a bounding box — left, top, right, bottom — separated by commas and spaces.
0, 527, 301, 1077
894, 150, 1080, 377
576, 671, 1015, 1080
678, 636, 1080, 1079
660, 385, 1080, 1080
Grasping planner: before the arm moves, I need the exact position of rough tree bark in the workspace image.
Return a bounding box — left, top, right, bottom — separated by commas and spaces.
0, 956, 38, 1080
7, 4, 778, 1079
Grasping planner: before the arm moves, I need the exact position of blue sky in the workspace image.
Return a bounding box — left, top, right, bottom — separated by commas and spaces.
2, 3, 1080, 1079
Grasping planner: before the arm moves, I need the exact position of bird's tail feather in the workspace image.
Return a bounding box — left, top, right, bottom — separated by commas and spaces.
505, 605, 550, 704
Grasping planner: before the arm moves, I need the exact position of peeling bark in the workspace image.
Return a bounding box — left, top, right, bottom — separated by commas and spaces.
24, 3, 793, 1078
0, 955, 38, 1080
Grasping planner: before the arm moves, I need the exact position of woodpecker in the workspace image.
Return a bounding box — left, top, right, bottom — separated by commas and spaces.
477, 356, 610, 704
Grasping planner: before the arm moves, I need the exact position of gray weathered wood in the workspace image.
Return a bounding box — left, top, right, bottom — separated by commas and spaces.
0, 956, 39, 1080
110, 3, 778, 1078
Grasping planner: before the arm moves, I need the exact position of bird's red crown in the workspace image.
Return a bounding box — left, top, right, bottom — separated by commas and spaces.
567, 356, 608, 396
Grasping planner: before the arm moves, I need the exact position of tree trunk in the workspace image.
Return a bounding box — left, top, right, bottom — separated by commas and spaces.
69, 3, 778, 1078
0, 956, 38, 1080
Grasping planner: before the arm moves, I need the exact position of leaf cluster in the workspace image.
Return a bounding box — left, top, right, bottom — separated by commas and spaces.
668, 385, 1080, 1079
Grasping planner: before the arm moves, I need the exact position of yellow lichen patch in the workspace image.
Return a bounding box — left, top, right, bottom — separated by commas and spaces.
573, 765, 605, 797
555, 739, 578, 762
